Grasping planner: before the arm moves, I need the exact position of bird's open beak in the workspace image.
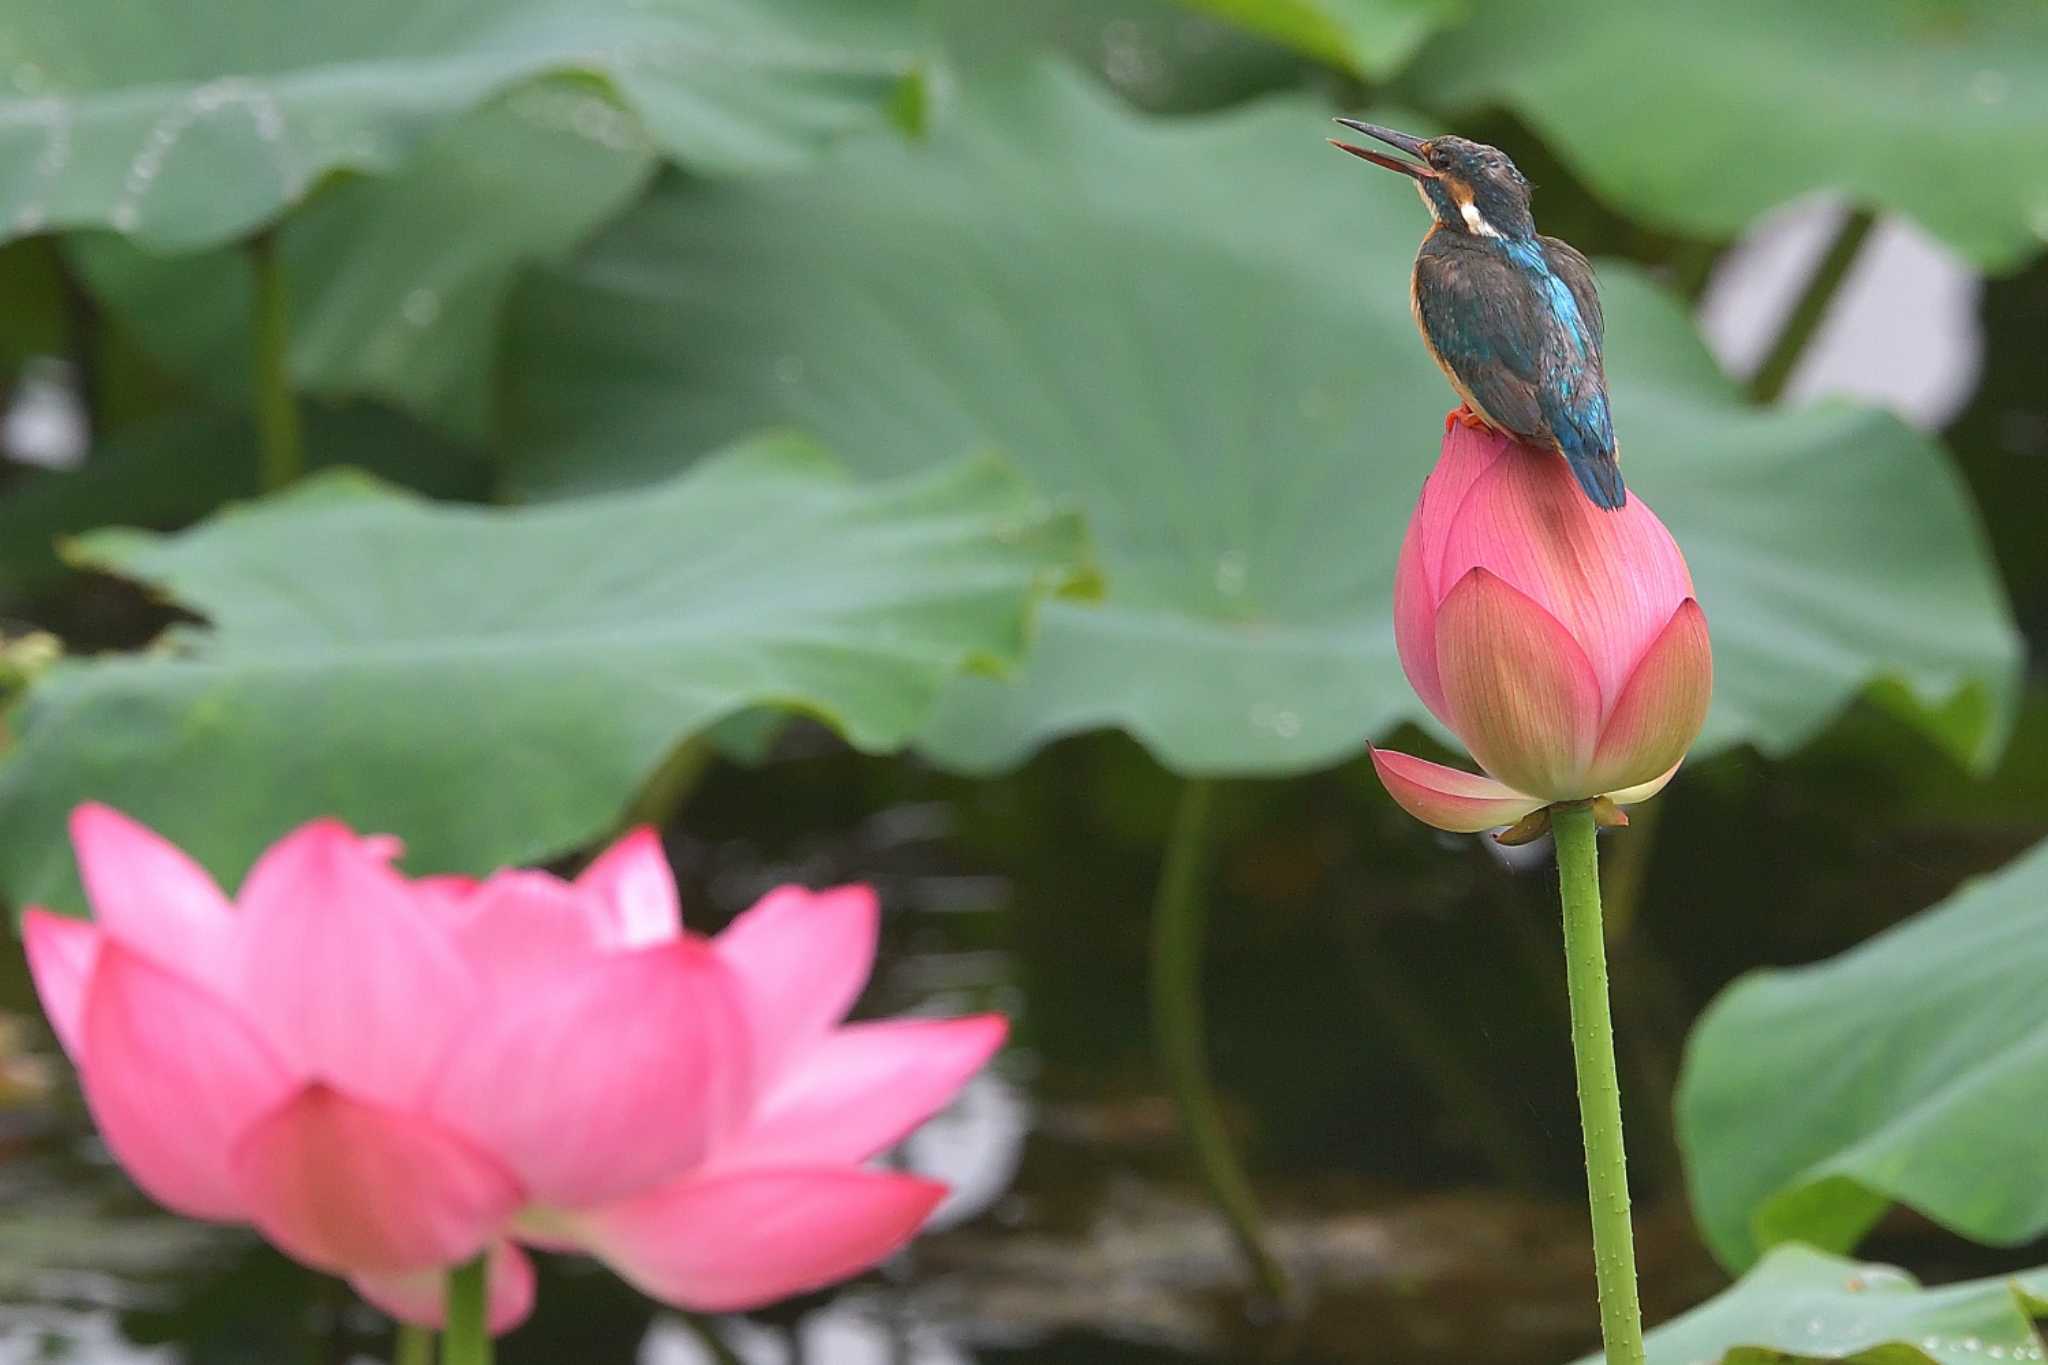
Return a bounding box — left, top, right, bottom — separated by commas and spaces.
1328, 118, 1436, 179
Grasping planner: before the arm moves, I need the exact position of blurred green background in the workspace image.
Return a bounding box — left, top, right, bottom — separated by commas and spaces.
2, 1, 2047, 1361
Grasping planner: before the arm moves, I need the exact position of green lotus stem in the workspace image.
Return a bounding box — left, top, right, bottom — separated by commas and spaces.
1149, 778, 1291, 1305
249, 229, 305, 491
1553, 802, 1646, 1365
1596, 798, 1683, 1192
394, 1324, 435, 1365
441, 1255, 490, 1365
1746, 205, 1876, 405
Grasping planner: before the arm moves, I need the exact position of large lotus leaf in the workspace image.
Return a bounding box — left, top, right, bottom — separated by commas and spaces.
1410, 0, 2048, 272
0, 0, 922, 250
1579, 1244, 2048, 1365
0, 436, 1088, 914
935, 0, 1311, 115
1173, 0, 1463, 79
502, 62, 2019, 777
65, 81, 656, 437
1678, 835, 2048, 1272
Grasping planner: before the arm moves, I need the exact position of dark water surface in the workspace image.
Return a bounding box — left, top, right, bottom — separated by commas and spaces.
6, 687, 2047, 1364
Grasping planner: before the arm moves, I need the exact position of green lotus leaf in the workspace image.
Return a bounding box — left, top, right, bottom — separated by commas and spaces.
0, 0, 923, 249
1589, 1244, 2048, 1365
1679, 833, 2048, 1270
64, 81, 657, 436
1174, 0, 1463, 79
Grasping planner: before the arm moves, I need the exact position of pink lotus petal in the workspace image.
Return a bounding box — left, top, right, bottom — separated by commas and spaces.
416, 874, 481, 913
22, 909, 101, 1058
576, 827, 682, 948
1368, 747, 1547, 833
1433, 569, 1601, 801
232, 1084, 522, 1275
1414, 417, 1509, 602
715, 885, 879, 1082
1608, 761, 1683, 807
579, 1168, 946, 1312
1393, 493, 1449, 724
431, 940, 747, 1207
726, 1015, 1007, 1169
351, 1241, 535, 1335
358, 834, 405, 864
443, 870, 605, 993
1437, 442, 1693, 712
236, 821, 478, 1108
1397, 421, 1519, 723
70, 804, 236, 990
1587, 600, 1714, 794
79, 942, 293, 1221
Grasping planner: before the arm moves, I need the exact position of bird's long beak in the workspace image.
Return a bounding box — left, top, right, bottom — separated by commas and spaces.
1328, 118, 1436, 179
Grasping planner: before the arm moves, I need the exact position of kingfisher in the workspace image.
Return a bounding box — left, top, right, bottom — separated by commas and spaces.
1329, 118, 1625, 510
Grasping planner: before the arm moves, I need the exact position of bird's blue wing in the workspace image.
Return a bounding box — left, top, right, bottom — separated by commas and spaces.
1540, 235, 1604, 347
1523, 237, 1619, 501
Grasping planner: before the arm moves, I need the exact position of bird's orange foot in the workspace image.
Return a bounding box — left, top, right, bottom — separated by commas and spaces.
1451, 403, 1493, 432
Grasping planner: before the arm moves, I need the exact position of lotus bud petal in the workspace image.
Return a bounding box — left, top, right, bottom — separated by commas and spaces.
1374, 418, 1712, 830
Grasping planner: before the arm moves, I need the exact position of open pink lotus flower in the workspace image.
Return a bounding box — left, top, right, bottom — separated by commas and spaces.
1373, 415, 1712, 835
22, 807, 1005, 1333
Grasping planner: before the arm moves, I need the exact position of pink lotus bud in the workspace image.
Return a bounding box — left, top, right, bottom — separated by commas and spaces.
22, 811, 1005, 1334
1372, 416, 1712, 834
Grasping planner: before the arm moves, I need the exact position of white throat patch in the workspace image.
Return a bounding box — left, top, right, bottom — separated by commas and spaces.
1458, 198, 1501, 238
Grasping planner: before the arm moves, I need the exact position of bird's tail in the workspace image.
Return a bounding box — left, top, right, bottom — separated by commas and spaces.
1566, 447, 1627, 511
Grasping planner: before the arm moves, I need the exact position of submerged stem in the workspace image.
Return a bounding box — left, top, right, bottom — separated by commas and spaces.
1745, 205, 1876, 405
249, 229, 305, 491
622, 735, 715, 832
1553, 803, 1646, 1365
394, 1324, 436, 1365
679, 1313, 745, 1365
1149, 778, 1291, 1305
440, 1255, 490, 1365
